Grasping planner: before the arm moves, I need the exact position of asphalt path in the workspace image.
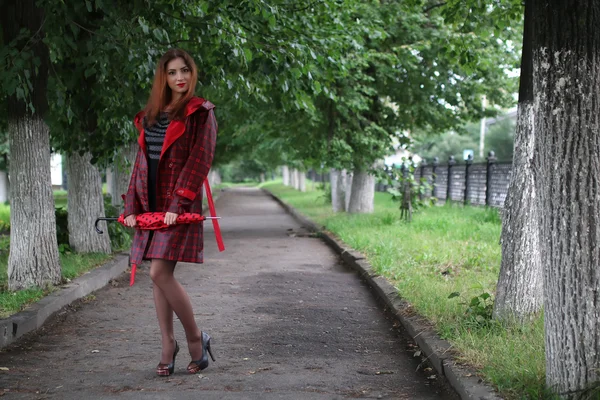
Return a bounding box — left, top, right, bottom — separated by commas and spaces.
0, 187, 458, 400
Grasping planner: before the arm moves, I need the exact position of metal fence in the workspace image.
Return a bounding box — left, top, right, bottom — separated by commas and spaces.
307, 152, 512, 208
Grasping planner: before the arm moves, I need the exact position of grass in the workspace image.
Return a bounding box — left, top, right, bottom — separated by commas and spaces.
0, 189, 114, 318
262, 180, 545, 400
0, 234, 112, 318
215, 181, 259, 189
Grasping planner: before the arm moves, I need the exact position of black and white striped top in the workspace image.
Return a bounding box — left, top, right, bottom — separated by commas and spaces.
144, 112, 170, 210
144, 112, 170, 160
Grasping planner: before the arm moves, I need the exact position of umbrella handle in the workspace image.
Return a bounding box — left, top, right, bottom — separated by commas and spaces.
94, 217, 119, 234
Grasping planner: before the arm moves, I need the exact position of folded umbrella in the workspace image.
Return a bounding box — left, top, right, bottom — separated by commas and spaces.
94, 212, 224, 286
94, 212, 216, 233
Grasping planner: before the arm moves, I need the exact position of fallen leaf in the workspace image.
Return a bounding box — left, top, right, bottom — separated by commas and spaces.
0, 367, 8, 371
91, 350, 100, 353
413, 350, 422, 357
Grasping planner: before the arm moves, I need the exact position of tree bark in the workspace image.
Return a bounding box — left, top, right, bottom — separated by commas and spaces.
282, 166, 290, 186
2, 0, 61, 290
330, 168, 346, 212
347, 169, 375, 213
0, 171, 9, 203
259, 173, 265, 183
298, 172, 306, 192
110, 143, 137, 208
344, 170, 353, 211
533, 0, 600, 396
66, 152, 111, 254
7, 116, 61, 290
291, 168, 298, 190
493, 0, 543, 322
105, 167, 114, 199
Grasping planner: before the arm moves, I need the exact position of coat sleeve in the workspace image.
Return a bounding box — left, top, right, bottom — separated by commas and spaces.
124, 149, 143, 217
167, 107, 217, 214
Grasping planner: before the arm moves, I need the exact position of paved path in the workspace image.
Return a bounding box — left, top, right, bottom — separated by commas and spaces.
0, 188, 458, 399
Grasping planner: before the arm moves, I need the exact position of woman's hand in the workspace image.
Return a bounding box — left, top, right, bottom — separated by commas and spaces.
164, 212, 178, 225
124, 214, 137, 227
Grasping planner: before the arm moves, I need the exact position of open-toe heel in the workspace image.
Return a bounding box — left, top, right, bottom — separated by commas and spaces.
156, 340, 179, 376
187, 332, 215, 374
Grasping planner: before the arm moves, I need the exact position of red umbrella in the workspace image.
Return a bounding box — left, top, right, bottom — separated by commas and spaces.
95, 213, 223, 286
95, 182, 225, 286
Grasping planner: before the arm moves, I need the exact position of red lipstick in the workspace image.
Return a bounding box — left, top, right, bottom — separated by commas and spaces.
177, 83, 186, 88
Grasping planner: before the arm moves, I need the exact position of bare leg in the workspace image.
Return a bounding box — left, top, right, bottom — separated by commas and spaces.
150, 259, 203, 360
153, 282, 176, 364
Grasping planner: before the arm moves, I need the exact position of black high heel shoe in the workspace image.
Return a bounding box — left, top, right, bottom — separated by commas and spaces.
156, 340, 179, 376
187, 332, 216, 374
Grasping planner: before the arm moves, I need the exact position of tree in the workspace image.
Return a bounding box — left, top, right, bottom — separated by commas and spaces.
492, 0, 542, 322
533, 0, 600, 396
0, 0, 61, 289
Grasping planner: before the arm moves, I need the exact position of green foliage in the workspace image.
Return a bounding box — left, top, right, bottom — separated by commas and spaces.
412, 114, 516, 164
317, 182, 332, 205
448, 291, 495, 326
54, 207, 70, 253
103, 195, 132, 251
384, 163, 435, 218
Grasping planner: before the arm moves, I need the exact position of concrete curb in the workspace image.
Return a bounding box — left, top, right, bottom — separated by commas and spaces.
0, 253, 130, 350
0, 189, 224, 351
264, 188, 503, 400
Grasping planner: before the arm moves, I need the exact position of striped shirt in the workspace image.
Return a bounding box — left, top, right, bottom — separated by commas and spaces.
144, 112, 170, 160
144, 112, 170, 211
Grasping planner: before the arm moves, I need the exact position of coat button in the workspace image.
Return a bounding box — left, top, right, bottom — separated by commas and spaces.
169, 162, 174, 168
166, 191, 171, 196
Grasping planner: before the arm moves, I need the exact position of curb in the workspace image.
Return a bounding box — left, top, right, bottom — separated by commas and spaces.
0, 189, 224, 351
263, 188, 502, 400
0, 253, 130, 350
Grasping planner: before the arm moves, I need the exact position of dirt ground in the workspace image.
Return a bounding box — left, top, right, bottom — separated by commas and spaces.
0, 188, 459, 400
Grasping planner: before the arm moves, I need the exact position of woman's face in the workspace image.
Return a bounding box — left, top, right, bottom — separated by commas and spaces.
166, 57, 191, 96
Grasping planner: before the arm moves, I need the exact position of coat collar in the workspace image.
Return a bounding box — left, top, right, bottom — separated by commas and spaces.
134, 97, 209, 159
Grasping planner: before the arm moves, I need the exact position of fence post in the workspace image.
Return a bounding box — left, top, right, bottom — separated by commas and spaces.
446, 155, 455, 203
464, 153, 473, 205
419, 159, 427, 201
485, 151, 497, 206
432, 157, 439, 198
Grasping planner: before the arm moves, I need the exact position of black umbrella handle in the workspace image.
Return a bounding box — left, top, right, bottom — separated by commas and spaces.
94, 217, 119, 234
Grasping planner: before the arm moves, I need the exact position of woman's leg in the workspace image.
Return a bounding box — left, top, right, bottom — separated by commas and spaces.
153, 282, 176, 364
150, 259, 203, 360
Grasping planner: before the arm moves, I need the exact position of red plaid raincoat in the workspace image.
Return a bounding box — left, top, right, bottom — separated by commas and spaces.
124, 97, 217, 266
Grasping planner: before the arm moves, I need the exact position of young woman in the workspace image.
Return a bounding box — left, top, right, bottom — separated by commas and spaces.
124, 48, 217, 376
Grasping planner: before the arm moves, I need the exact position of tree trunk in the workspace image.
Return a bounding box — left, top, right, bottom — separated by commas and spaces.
344, 170, 353, 211
105, 167, 114, 199
2, 0, 61, 290
282, 166, 290, 186
66, 152, 111, 254
298, 172, 306, 192
290, 168, 298, 189
259, 173, 265, 183
330, 168, 346, 212
533, 1, 600, 395
347, 170, 375, 213
493, 0, 542, 322
8, 116, 61, 290
208, 169, 222, 186
110, 143, 137, 208
0, 171, 9, 203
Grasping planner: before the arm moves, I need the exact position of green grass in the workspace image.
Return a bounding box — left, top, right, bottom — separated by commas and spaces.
0, 234, 112, 318
262, 181, 545, 399
215, 181, 259, 189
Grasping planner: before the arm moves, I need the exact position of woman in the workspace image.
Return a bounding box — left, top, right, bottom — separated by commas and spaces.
124, 48, 217, 376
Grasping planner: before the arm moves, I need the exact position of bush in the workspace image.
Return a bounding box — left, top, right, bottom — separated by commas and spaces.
103, 195, 133, 251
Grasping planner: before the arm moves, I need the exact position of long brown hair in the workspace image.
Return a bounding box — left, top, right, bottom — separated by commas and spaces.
144, 49, 198, 126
